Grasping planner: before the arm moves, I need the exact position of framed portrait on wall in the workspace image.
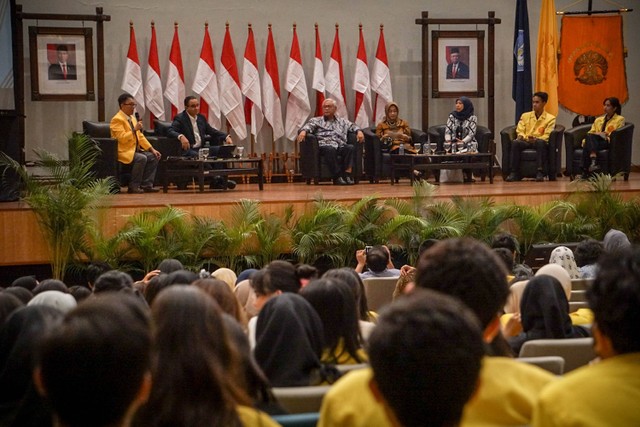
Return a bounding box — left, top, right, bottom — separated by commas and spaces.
29, 26, 94, 101
432, 30, 484, 98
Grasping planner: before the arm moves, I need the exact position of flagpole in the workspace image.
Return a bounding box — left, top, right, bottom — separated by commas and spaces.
292, 23, 299, 167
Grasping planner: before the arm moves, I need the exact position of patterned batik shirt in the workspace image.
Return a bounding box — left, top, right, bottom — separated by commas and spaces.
300, 116, 360, 148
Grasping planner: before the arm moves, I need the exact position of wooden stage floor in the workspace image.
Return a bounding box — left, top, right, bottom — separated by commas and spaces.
2, 173, 640, 267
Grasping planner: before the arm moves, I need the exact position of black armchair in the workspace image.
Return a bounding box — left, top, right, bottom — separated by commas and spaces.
149, 120, 182, 185
564, 122, 634, 181
362, 128, 427, 183
501, 124, 565, 181
82, 120, 127, 189
299, 131, 363, 184
427, 124, 494, 181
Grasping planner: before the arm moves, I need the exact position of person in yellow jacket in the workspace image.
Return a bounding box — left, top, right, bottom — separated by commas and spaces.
582, 97, 625, 178
110, 93, 161, 194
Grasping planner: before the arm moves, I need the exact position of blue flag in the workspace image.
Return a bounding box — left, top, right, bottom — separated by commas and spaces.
512, 0, 532, 123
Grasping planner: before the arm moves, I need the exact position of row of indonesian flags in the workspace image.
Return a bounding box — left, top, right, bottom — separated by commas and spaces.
122, 22, 392, 142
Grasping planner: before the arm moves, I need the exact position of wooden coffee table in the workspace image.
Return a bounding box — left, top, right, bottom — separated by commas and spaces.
390, 153, 494, 184
161, 157, 264, 192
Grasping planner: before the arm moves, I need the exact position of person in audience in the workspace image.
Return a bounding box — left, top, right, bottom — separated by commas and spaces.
296, 264, 319, 288
10, 275, 38, 292
193, 278, 247, 328
494, 247, 516, 281
355, 245, 401, 279
533, 246, 640, 426
86, 261, 112, 290
2, 287, 33, 305
319, 238, 555, 427
393, 238, 440, 299
33, 279, 68, 295
581, 97, 625, 178
93, 270, 134, 294
0, 293, 23, 326
505, 92, 556, 182
375, 102, 414, 154
34, 294, 151, 427
27, 290, 77, 313
323, 268, 376, 340
164, 269, 198, 285
507, 275, 590, 354
157, 258, 184, 274
135, 285, 278, 426
254, 293, 340, 387
297, 98, 365, 185
68, 285, 92, 303
549, 245, 581, 279
574, 238, 604, 279
491, 232, 533, 280
110, 93, 161, 194
0, 305, 64, 426
368, 289, 485, 427
300, 278, 367, 364
445, 96, 478, 182
168, 95, 235, 190
221, 315, 285, 415
603, 228, 631, 254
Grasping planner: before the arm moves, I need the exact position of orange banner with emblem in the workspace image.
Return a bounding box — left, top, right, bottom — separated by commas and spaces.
558, 15, 628, 116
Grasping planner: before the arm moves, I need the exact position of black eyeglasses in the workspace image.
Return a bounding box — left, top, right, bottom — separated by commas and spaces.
123, 103, 137, 107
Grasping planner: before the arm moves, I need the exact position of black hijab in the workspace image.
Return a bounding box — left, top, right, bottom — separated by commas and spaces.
452, 96, 474, 121
254, 293, 339, 387
508, 275, 589, 354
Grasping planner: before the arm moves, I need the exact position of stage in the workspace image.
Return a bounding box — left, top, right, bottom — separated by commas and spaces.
2, 173, 640, 267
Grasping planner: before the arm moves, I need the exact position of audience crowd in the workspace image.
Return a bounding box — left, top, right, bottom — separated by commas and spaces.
1, 229, 638, 427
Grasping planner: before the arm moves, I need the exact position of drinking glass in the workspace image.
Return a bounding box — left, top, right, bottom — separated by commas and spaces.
429, 142, 438, 155
414, 143, 422, 154
237, 147, 245, 158
443, 141, 452, 154
198, 148, 209, 160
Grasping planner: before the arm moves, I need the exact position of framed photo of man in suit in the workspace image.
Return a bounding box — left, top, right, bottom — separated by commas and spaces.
29, 27, 95, 101
432, 31, 484, 98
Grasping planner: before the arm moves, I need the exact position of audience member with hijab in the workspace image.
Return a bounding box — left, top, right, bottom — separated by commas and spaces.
603, 229, 631, 254
445, 96, 478, 182
507, 275, 589, 355
375, 102, 414, 154
0, 305, 64, 426
549, 246, 581, 279
27, 290, 77, 313
254, 293, 340, 387
212, 268, 238, 291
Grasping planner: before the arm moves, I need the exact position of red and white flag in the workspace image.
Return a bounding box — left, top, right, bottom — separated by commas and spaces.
242, 25, 263, 138
325, 25, 348, 118
353, 25, 371, 129
122, 22, 145, 115
262, 25, 284, 140
219, 24, 247, 140
312, 24, 325, 116
192, 23, 221, 129
284, 25, 311, 141
144, 22, 163, 124
371, 25, 392, 124
164, 23, 185, 120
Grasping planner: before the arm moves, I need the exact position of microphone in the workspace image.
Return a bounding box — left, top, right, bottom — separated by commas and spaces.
134, 112, 143, 131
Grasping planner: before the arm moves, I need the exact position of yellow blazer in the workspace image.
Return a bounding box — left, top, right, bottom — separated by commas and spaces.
516, 110, 556, 142
110, 110, 153, 164
582, 113, 625, 147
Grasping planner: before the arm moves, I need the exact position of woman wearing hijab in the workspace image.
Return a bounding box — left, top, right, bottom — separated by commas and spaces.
254, 293, 340, 387
507, 275, 589, 355
549, 246, 581, 279
603, 229, 631, 254
375, 102, 414, 154
445, 97, 478, 182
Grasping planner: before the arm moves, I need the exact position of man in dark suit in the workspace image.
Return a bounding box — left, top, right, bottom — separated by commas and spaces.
445, 47, 469, 80
168, 95, 235, 189
48, 45, 77, 80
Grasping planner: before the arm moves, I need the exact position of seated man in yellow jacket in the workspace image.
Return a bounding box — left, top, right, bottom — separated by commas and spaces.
505, 92, 556, 182
110, 93, 161, 194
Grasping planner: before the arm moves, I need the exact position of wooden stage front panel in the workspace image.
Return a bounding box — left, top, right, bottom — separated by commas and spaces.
2, 175, 640, 266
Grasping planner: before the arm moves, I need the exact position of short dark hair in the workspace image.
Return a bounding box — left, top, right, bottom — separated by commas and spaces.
418, 239, 439, 255
184, 95, 198, 107
369, 288, 484, 427
56, 45, 68, 53
157, 258, 184, 274
37, 294, 151, 427
588, 247, 640, 354
491, 232, 519, 254
11, 275, 38, 291
117, 93, 133, 106
86, 262, 112, 287
493, 247, 515, 272
250, 260, 300, 296
574, 238, 604, 267
93, 270, 133, 294
365, 245, 390, 273
415, 238, 509, 328
533, 91, 549, 103
33, 279, 68, 295
604, 97, 622, 115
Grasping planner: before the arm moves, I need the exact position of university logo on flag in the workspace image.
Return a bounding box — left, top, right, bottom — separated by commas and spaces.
514, 30, 525, 72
